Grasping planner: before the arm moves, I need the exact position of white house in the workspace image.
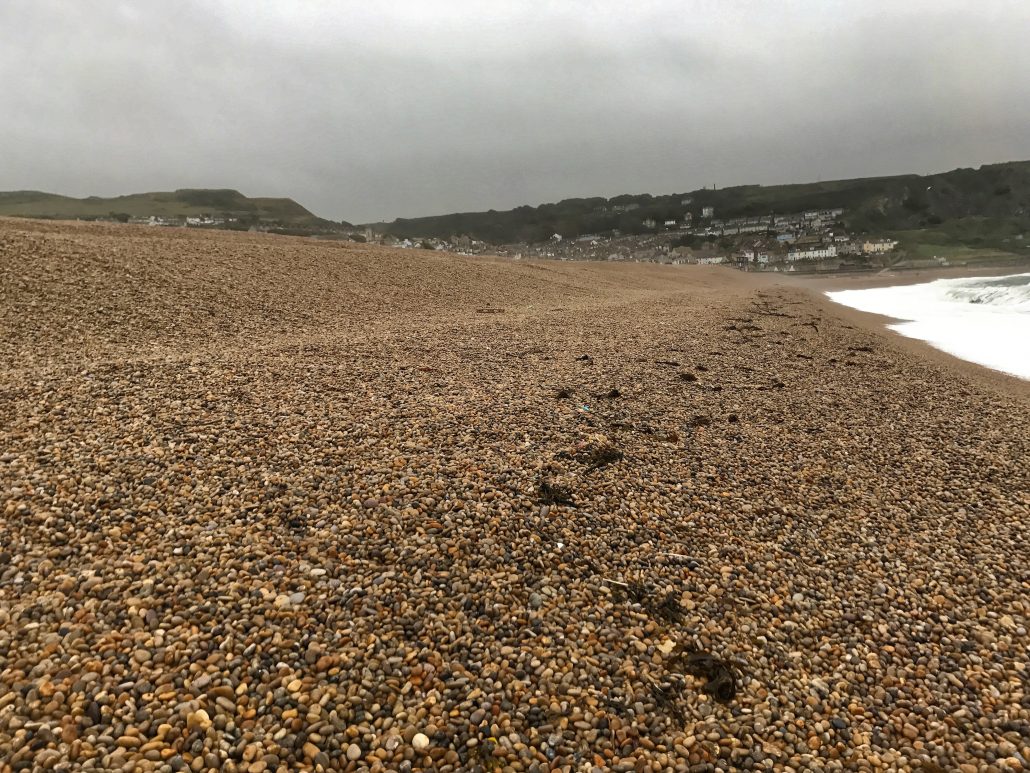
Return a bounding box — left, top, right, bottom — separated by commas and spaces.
739, 247, 771, 264
701, 206, 715, 218
862, 239, 898, 254
788, 244, 838, 261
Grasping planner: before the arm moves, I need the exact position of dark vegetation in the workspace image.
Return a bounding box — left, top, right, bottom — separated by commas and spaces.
368, 161, 1030, 253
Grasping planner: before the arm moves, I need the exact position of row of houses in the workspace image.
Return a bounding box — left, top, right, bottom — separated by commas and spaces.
132, 215, 237, 227
748, 238, 897, 264
671, 237, 897, 267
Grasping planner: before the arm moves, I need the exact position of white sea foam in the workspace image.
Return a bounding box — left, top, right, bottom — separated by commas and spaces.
826, 273, 1030, 380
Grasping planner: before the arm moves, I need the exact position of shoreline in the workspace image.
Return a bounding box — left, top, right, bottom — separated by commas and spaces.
781, 261, 1030, 292
767, 267, 1030, 396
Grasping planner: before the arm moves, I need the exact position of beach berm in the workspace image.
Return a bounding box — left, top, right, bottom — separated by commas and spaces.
1, 218, 1028, 771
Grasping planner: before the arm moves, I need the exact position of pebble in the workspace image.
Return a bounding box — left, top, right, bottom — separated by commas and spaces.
0, 219, 1027, 772
186, 710, 211, 732
412, 733, 430, 752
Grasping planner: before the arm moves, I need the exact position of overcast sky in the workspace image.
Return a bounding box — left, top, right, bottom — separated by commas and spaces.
3, 1, 1029, 223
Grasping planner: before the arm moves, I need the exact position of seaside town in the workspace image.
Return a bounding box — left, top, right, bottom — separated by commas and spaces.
364, 205, 903, 272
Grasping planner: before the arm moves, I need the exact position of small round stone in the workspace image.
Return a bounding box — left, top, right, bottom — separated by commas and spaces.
412, 733, 430, 753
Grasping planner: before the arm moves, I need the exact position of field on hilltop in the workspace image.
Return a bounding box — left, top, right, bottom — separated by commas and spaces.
0, 189, 339, 228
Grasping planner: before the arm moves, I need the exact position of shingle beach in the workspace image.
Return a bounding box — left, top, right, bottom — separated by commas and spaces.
1, 219, 1028, 772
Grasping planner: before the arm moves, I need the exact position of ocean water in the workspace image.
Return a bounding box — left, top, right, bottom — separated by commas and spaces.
826, 273, 1030, 380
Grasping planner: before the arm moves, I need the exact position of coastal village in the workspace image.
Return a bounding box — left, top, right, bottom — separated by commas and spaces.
362, 205, 904, 272
91, 204, 909, 273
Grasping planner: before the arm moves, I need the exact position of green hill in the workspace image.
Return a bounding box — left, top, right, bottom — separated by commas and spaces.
0, 188, 343, 228
367, 161, 1030, 254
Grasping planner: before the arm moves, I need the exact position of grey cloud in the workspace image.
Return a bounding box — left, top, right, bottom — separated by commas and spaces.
2, 0, 1029, 222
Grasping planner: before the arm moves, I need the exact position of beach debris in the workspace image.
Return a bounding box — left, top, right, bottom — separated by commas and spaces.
586, 445, 623, 467
604, 578, 683, 622
599, 387, 621, 399
654, 591, 686, 623
655, 359, 681, 367
575, 353, 593, 362
679, 372, 697, 382
655, 641, 745, 705
554, 387, 573, 399
688, 415, 712, 429
679, 651, 740, 703
537, 478, 575, 506
602, 577, 637, 596
750, 300, 792, 318
475, 307, 505, 314
648, 676, 687, 722
570, 434, 623, 470
657, 552, 700, 567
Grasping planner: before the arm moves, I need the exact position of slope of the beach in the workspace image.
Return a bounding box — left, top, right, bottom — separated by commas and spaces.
1, 219, 1028, 772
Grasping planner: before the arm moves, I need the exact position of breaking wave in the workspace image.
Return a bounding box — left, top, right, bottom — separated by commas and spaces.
940, 273, 1030, 312
826, 273, 1030, 380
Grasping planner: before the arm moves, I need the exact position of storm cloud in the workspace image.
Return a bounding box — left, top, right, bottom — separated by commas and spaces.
3, 0, 1029, 222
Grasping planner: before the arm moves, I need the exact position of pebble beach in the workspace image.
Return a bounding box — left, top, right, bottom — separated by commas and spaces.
1, 218, 1028, 772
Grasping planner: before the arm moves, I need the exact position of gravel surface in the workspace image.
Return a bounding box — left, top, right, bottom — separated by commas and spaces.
1, 219, 1028, 772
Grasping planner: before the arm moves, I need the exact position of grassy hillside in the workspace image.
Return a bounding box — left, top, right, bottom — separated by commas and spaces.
0, 188, 342, 228
369, 161, 1030, 253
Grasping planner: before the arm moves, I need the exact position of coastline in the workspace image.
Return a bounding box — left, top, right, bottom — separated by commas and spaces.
771, 267, 1030, 395
782, 261, 1030, 292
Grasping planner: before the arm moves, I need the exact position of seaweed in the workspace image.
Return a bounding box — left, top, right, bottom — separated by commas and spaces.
676, 651, 740, 703
538, 478, 575, 506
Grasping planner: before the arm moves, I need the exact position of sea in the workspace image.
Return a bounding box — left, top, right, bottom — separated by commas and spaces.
826, 272, 1030, 380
